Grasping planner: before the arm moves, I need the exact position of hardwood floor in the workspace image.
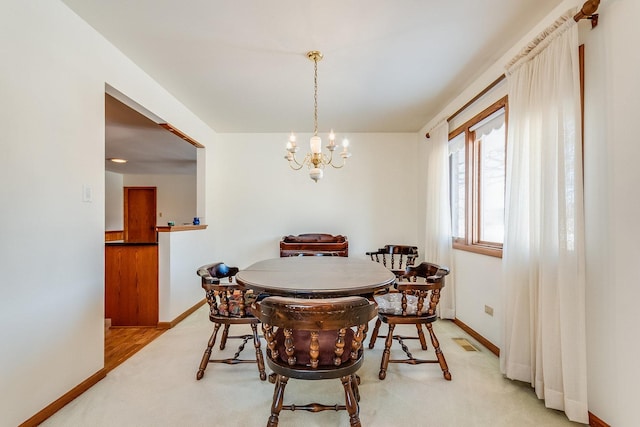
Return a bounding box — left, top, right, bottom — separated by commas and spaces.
104, 326, 166, 373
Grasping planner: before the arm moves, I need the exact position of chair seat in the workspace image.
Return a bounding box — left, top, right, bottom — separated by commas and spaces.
374, 293, 426, 315
212, 291, 257, 318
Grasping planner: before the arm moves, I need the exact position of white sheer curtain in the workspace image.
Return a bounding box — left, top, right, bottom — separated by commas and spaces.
500, 10, 588, 423
424, 120, 455, 319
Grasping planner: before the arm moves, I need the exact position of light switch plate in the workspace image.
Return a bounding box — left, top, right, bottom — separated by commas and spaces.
83, 184, 93, 202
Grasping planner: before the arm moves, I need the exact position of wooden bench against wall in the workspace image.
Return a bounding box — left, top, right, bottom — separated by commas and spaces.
279, 233, 348, 257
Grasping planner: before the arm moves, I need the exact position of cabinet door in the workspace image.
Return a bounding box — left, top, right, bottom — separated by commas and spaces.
105, 244, 158, 326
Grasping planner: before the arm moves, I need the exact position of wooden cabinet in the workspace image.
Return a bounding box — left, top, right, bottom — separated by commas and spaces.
105, 243, 158, 326
279, 233, 348, 257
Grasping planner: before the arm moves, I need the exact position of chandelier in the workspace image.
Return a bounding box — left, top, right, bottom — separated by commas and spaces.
284, 51, 351, 182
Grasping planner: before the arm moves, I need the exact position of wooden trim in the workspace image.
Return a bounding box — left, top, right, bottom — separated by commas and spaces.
449, 96, 507, 259
452, 243, 503, 258
19, 369, 107, 427
157, 299, 206, 329
156, 224, 207, 232
426, 75, 506, 139
104, 230, 124, 241
159, 123, 205, 148
19, 300, 206, 424
448, 75, 506, 127
452, 318, 500, 356
588, 411, 610, 427
449, 96, 508, 140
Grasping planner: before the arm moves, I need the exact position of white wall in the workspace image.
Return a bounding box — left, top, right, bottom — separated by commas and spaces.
452, 251, 503, 345
124, 174, 197, 226
4, 0, 636, 425
0, 3, 420, 424
105, 173, 197, 230
205, 132, 420, 269
420, 0, 640, 425
582, 1, 640, 424
158, 231, 212, 322
0, 2, 215, 425
105, 171, 124, 230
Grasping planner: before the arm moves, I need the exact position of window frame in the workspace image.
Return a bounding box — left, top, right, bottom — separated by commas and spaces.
449, 96, 508, 258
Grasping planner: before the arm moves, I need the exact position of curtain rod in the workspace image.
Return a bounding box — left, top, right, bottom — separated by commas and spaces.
573, 0, 600, 26
425, 74, 505, 139
425, 0, 599, 139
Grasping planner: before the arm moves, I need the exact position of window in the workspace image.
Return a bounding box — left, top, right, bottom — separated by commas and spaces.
449, 97, 507, 257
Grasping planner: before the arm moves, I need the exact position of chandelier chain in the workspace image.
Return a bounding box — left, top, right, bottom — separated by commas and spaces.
313, 57, 318, 136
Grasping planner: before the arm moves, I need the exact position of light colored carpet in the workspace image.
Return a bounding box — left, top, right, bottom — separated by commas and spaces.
42, 305, 585, 426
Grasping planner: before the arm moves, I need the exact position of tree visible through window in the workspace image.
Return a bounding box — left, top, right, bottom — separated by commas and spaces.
448, 97, 507, 257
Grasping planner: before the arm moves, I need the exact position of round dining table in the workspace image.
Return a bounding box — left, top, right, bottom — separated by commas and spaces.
235, 256, 396, 298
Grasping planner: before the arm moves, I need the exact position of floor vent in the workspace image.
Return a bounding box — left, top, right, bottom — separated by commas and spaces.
453, 338, 478, 352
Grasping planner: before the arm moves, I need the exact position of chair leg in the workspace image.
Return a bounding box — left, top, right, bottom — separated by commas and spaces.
379, 323, 395, 380
351, 373, 361, 402
251, 323, 267, 381
426, 322, 451, 380
368, 318, 381, 349
341, 375, 361, 427
267, 375, 288, 427
220, 324, 230, 350
196, 323, 221, 380
416, 324, 428, 350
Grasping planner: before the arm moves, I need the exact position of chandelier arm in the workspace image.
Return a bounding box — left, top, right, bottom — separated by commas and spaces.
287, 153, 306, 170
328, 158, 347, 169
287, 161, 306, 171
325, 148, 349, 169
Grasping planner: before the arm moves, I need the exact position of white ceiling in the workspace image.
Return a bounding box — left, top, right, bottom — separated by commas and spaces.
105, 94, 197, 175
64, 0, 565, 173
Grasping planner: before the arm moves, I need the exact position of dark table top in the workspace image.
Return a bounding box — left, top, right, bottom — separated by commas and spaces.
236, 256, 396, 298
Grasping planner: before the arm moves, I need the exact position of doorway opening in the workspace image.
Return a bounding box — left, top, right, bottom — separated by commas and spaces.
103, 85, 205, 369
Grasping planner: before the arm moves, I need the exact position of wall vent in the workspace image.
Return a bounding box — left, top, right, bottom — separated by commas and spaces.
452, 337, 478, 352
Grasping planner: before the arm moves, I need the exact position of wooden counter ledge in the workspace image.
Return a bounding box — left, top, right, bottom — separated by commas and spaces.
156, 224, 207, 232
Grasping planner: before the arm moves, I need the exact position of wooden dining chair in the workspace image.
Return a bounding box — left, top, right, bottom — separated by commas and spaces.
368, 261, 451, 380
196, 262, 266, 381
366, 244, 419, 278
254, 295, 377, 427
